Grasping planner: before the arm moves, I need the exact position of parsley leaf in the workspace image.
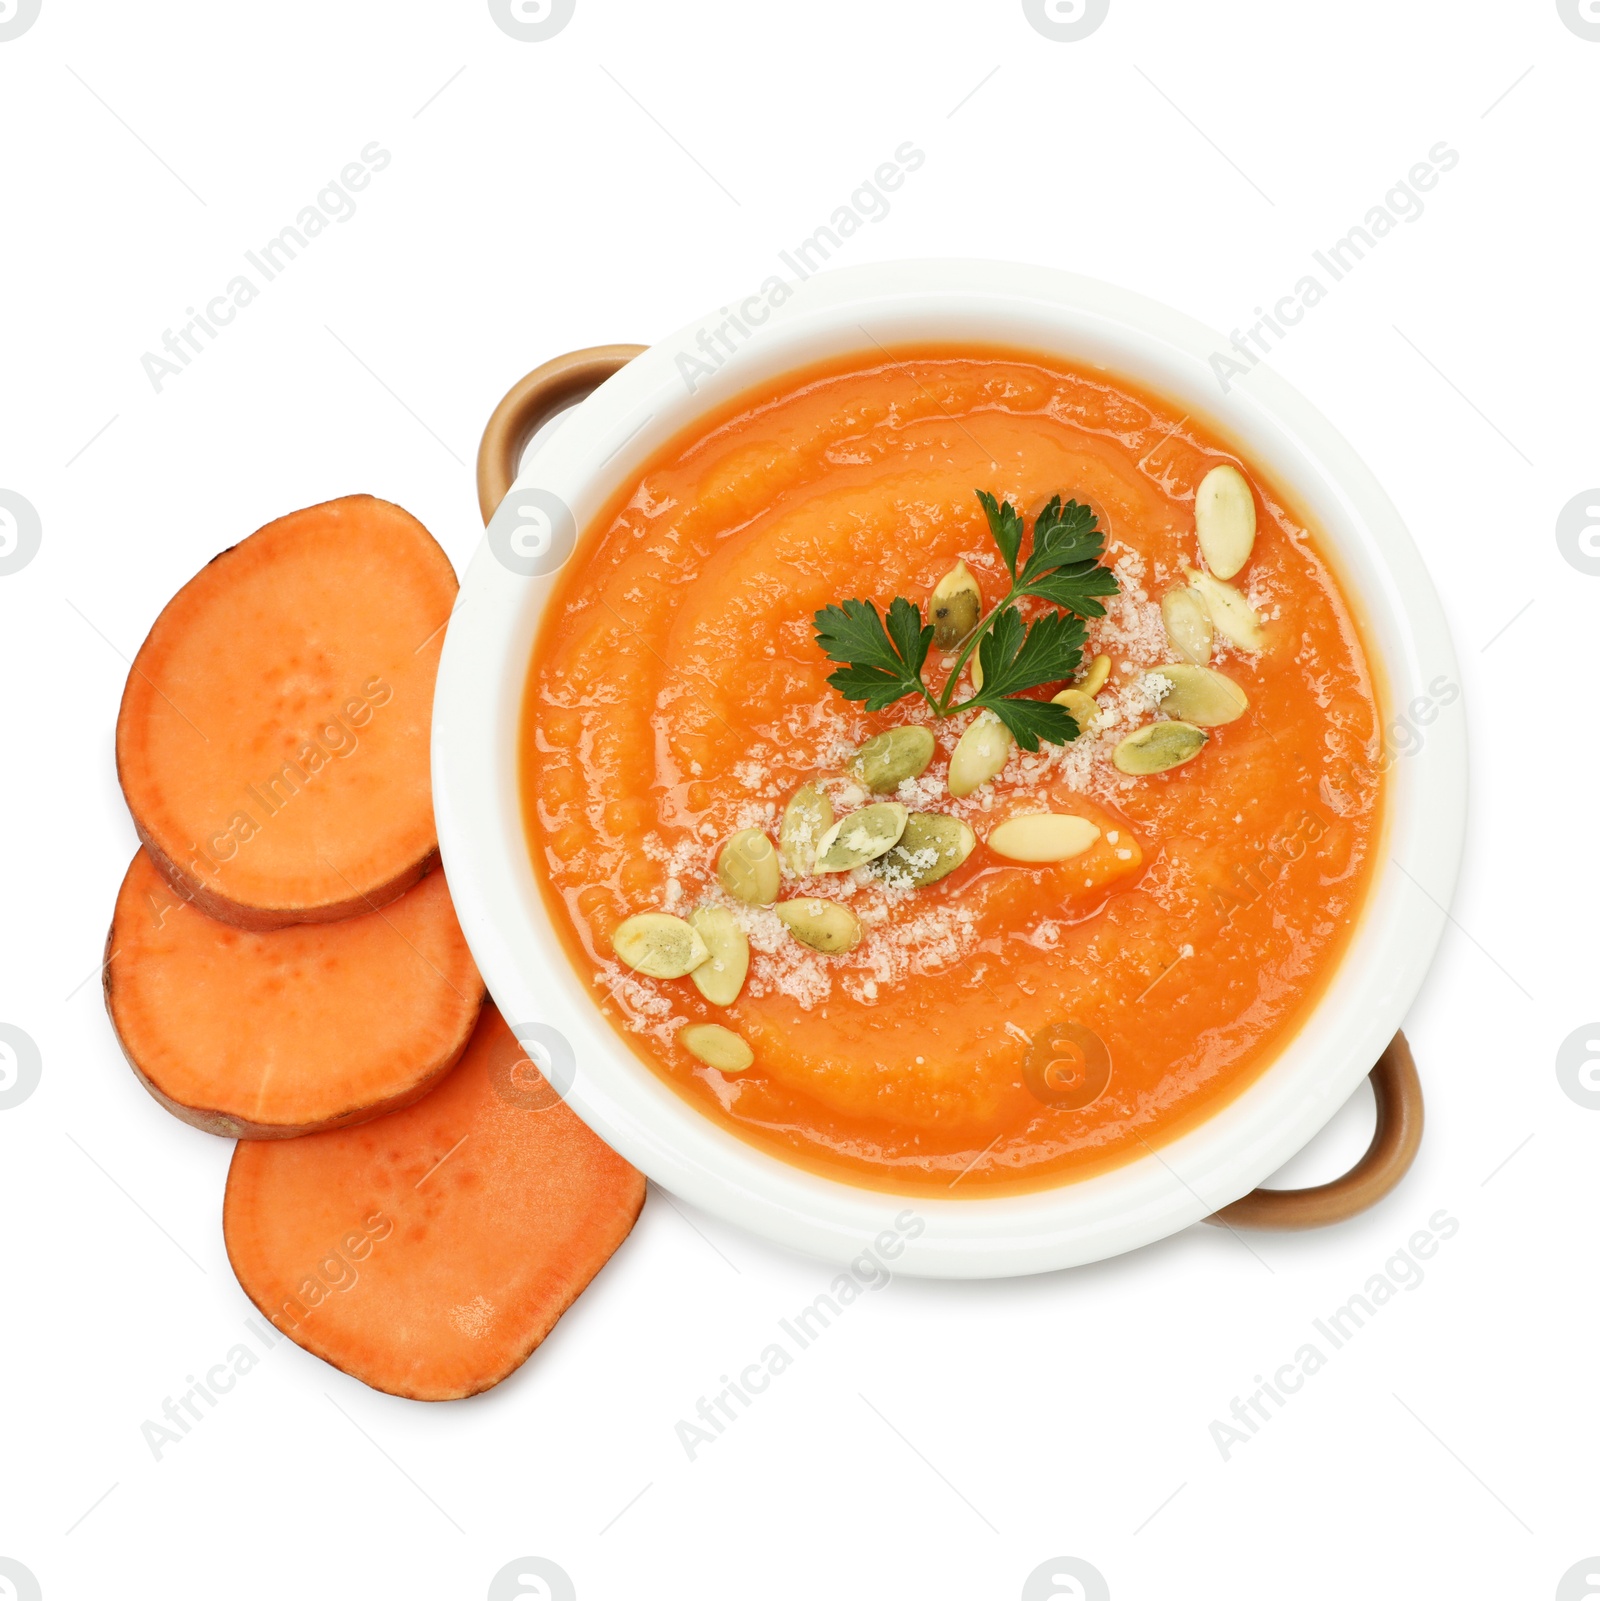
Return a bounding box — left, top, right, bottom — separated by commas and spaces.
976, 490, 1025, 577
1020, 562, 1120, 619
813, 596, 933, 713
810, 488, 1121, 746
824, 663, 924, 712
814, 597, 904, 672
974, 603, 1025, 685
1023, 496, 1102, 576
974, 609, 1087, 700
882, 595, 935, 680
1017, 496, 1116, 616
968, 609, 1089, 751
984, 696, 1078, 752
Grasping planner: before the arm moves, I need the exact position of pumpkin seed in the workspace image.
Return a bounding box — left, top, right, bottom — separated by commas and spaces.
1186, 566, 1265, 651
850, 726, 935, 793
987, 812, 1101, 863
1079, 653, 1111, 696
947, 711, 1013, 797
1195, 464, 1257, 578
1049, 687, 1099, 740
969, 654, 984, 692
814, 802, 909, 872
1161, 585, 1214, 665
717, 828, 779, 905
611, 912, 709, 978
1154, 663, 1249, 726
775, 897, 862, 954
779, 783, 833, 876
930, 559, 982, 647
678, 1022, 754, 1074
872, 812, 976, 888
689, 906, 749, 1006
1113, 721, 1208, 775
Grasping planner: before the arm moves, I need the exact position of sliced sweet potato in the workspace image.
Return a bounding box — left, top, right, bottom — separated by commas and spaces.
116, 495, 457, 930
105, 851, 484, 1139
224, 1006, 646, 1400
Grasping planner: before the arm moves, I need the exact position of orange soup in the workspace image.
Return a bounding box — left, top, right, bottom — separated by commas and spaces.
520, 348, 1384, 1195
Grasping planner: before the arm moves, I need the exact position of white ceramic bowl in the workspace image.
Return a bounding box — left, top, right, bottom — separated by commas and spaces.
433, 260, 1465, 1278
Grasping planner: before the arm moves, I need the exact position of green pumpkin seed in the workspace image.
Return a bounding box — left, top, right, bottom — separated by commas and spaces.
947, 711, 1012, 797
872, 812, 976, 888
1112, 721, 1208, 775
930, 559, 982, 647
1195, 463, 1257, 579
775, 897, 862, 954
1161, 585, 1214, 665
717, 828, 779, 905
611, 912, 709, 978
1154, 663, 1248, 726
814, 802, 909, 872
779, 783, 833, 876
689, 906, 749, 1006
850, 726, 935, 793
678, 1022, 754, 1073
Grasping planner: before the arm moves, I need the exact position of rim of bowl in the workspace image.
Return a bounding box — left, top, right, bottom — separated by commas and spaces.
432, 259, 1465, 1278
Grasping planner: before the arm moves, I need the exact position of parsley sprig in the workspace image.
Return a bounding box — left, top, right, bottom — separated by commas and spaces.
812, 491, 1120, 751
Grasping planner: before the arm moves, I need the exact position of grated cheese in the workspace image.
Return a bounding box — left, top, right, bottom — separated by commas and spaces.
598, 535, 1218, 1036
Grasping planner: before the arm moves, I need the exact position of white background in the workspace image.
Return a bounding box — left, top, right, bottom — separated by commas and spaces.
1, 2, 1595, 1598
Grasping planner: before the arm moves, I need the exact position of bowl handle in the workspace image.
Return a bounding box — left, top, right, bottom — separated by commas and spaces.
1206, 1031, 1423, 1230
476, 345, 648, 523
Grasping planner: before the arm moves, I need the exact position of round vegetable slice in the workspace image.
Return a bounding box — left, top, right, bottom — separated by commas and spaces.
115, 495, 458, 929
224, 1006, 646, 1401
106, 851, 484, 1138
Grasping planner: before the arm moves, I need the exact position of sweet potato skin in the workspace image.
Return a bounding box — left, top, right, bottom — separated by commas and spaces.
115, 495, 456, 930
133, 822, 437, 934
223, 1007, 646, 1400
106, 852, 484, 1138
117, 1031, 463, 1139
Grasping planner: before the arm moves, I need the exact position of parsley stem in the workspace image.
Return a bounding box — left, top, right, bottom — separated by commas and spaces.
933, 584, 1021, 715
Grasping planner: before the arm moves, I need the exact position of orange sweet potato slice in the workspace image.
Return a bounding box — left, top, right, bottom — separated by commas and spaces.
223, 1006, 646, 1400
116, 495, 457, 929
106, 851, 485, 1139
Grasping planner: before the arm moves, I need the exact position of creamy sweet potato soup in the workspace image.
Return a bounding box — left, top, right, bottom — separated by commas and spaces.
520, 348, 1383, 1195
